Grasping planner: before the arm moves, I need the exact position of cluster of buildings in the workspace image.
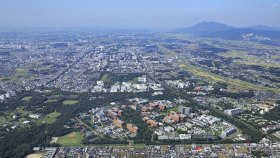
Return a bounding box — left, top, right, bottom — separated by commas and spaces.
0, 91, 16, 101
165, 80, 190, 88
91, 106, 139, 134
191, 115, 220, 127
164, 111, 187, 124
92, 76, 163, 93
163, 106, 192, 124
158, 134, 192, 140
33, 141, 280, 158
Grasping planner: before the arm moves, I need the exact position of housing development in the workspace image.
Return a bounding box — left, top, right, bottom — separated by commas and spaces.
1, 25, 280, 158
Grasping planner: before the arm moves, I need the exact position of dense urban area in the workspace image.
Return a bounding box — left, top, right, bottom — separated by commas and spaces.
1, 24, 280, 158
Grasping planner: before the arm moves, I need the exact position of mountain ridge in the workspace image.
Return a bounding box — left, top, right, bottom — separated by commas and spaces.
176, 21, 235, 34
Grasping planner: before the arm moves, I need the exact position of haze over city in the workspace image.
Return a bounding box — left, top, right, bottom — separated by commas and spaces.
2, 1, 280, 158
1, 0, 280, 28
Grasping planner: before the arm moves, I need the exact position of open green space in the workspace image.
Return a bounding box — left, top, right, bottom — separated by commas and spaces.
134, 146, 146, 150
62, 100, 79, 105
167, 107, 178, 112
157, 44, 177, 56
179, 60, 225, 82
37, 112, 61, 124
44, 99, 57, 103
57, 132, 83, 146
101, 74, 110, 82
238, 147, 248, 152
5, 68, 29, 80
21, 96, 32, 101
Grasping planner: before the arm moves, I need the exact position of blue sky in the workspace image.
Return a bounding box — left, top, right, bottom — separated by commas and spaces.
0, 0, 279, 28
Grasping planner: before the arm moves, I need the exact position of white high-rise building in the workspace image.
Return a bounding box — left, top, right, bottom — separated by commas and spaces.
224, 108, 243, 115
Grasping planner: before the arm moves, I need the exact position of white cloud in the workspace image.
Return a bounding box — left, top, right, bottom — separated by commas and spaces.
267, 4, 278, 10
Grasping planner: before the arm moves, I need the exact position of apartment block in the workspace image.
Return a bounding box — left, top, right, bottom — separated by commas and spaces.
142, 106, 149, 112
127, 123, 138, 133
178, 105, 192, 115
113, 118, 125, 128
108, 110, 118, 118
147, 119, 159, 127
159, 104, 166, 110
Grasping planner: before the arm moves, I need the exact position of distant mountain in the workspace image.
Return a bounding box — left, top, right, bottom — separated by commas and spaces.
176, 21, 235, 34
207, 28, 280, 40
241, 25, 280, 31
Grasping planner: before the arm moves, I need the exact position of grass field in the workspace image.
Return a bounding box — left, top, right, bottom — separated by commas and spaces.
37, 112, 61, 124
167, 107, 178, 112
44, 99, 57, 103
21, 96, 32, 101
101, 74, 110, 82
238, 147, 248, 152
62, 100, 79, 105
57, 132, 83, 146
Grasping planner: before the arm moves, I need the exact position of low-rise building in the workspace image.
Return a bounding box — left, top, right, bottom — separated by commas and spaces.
29, 114, 41, 119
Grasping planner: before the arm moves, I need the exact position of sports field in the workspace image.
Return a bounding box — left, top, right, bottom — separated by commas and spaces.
25, 152, 45, 158
57, 132, 83, 146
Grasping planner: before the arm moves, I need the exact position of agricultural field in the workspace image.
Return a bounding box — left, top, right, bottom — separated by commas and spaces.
57, 132, 83, 146
179, 58, 280, 93
5, 68, 29, 80
234, 60, 280, 68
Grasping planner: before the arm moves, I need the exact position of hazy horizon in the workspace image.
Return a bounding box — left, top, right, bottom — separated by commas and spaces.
1, 0, 280, 29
